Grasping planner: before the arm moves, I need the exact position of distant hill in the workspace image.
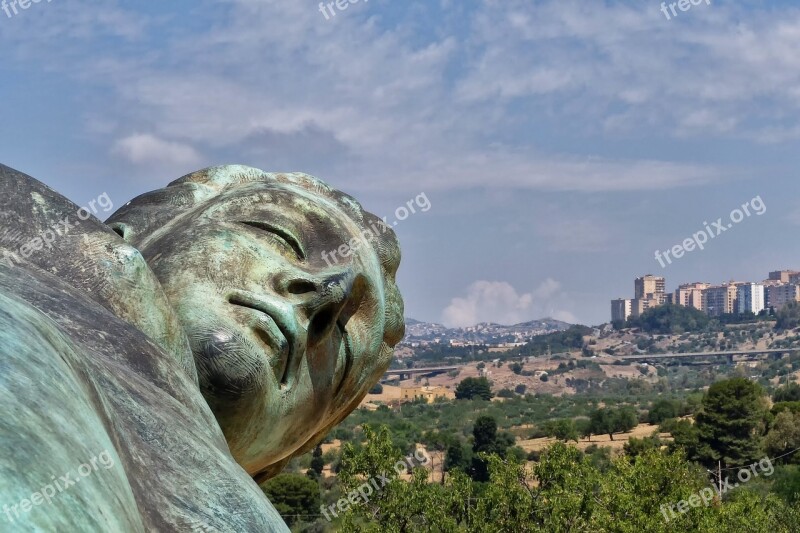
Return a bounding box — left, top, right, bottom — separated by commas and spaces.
403, 318, 572, 345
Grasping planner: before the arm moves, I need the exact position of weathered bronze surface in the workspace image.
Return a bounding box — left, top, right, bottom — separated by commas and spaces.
0, 164, 403, 531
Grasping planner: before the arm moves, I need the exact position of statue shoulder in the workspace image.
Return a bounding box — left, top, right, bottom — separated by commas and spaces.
0, 164, 195, 380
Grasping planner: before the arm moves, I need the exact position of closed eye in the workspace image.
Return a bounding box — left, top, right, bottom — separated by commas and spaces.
238, 221, 306, 260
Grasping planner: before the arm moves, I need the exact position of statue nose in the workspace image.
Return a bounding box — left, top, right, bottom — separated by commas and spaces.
286, 271, 356, 347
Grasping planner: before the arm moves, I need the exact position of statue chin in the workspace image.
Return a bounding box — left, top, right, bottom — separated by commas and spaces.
0, 163, 403, 531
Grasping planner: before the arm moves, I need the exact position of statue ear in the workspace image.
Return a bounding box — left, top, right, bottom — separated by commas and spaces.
105, 182, 212, 250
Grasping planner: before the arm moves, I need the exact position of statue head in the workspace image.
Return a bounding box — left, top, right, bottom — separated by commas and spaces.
106, 165, 404, 479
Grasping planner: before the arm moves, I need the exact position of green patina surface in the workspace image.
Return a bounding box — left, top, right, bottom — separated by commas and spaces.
0, 164, 403, 531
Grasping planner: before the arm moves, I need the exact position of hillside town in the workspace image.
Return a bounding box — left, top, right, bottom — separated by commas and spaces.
611, 270, 800, 321
401, 318, 571, 349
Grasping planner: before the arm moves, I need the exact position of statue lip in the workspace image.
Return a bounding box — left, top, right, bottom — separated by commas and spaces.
227, 290, 300, 390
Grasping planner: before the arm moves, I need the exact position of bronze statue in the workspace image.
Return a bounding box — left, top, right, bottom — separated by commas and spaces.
0, 164, 404, 531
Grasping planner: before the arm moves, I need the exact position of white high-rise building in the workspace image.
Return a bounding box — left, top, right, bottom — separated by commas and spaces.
737, 283, 765, 315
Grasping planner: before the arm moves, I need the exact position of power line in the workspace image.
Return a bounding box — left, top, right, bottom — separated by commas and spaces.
707, 445, 800, 473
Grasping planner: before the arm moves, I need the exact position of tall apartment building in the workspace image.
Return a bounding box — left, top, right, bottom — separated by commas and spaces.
769, 270, 800, 283
703, 284, 738, 317
635, 275, 666, 303
631, 297, 662, 318
611, 299, 632, 322
612, 275, 668, 321
765, 284, 800, 311
674, 282, 709, 311
737, 283, 765, 315
763, 279, 782, 308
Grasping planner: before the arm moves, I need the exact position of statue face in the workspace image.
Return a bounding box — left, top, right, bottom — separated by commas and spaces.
138, 182, 388, 474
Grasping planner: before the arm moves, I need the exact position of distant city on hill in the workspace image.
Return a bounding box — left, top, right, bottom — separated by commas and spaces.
611, 269, 800, 322
401, 318, 572, 348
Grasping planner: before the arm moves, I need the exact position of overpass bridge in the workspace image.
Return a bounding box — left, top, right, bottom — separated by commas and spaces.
383, 366, 459, 381
617, 347, 800, 365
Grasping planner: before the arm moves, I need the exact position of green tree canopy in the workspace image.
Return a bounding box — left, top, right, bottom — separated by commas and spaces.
695, 378, 768, 467
454, 377, 493, 401
261, 473, 321, 527
334, 424, 800, 532
589, 406, 638, 441
308, 444, 325, 478
775, 301, 800, 330
543, 418, 579, 443
647, 399, 681, 425
774, 383, 800, 403
627, 303, 710, 334
765, 410, 800, 464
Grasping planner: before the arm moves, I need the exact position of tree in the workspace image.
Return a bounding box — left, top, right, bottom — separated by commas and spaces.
444, 441, 470, 473
695, 378, 768, 467
368, 383, 383, 394
514, 384, 527, 395
589, 408, 614, 440
454, 377, 493, 401
765, 411, 800, 463
510, 362, 523, 375
614, 407, 638, 434
627, 303, 709, 334
623, 434, 662, 459
647, 399, 681, 425
334, 426, 800, 532
576, 418, 593, 442
589, 407, 637, 441
774, 383, 800, 403
497, 388, 515, 398
772, 465, 800, 505
337, 425, 458, 531
772, 401, 800, 416
776, 301, 800, 330
471, 415, 503, 482
308, 444, 325, 478
543, 419, 579, 443
261, 474, 321, 527
660, 418, 702, 462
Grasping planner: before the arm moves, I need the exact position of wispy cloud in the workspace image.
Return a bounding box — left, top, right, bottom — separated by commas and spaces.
112, 134, 202, 168
3, 0, 778, 194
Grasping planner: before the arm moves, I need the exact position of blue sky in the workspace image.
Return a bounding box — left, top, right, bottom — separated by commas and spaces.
1, 0, 799, 327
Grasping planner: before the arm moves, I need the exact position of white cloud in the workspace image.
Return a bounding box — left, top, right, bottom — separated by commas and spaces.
442, 279, 571, 327
457, 1, 800, 142
112, 134, 202, 168
6, 0, 762, 194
